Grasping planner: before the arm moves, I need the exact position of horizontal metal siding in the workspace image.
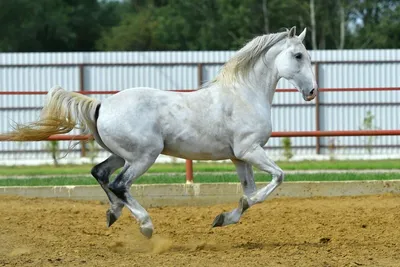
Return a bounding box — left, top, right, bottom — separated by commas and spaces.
85, 65, 198, 91
0, 66, 79, 135
201, 64, 223, 84
1, 50, 399, 64
319, 62, 400, 88
0, 66, 79, 91
311, 50, 400, 61
317, 61, 400, 154
319, 105, 400, 154
0, 49, 399, 160
268, 104, 316, 155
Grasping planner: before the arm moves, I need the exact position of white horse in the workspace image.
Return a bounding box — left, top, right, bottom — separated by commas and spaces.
3, 27, 317, 239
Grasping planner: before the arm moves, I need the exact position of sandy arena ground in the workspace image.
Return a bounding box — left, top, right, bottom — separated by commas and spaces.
1, 194, 400, 267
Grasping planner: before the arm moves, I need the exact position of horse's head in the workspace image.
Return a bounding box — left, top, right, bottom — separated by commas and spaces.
274, 27, 318, 101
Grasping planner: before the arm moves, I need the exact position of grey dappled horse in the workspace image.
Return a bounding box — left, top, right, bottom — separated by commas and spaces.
2, 27, 317, 238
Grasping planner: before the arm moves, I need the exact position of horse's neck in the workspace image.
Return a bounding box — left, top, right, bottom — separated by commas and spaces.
235, 59, 280, 107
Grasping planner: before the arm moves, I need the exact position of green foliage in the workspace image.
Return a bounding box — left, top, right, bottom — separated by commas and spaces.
86, 140, 99, 165
328, 138, 336, 161
0, 0, 122, 52
281, 137, 294, 161
0, 0, 399, 51
46, 140, 60, 167
359, 110, 379, 154
347, 0, 400, 48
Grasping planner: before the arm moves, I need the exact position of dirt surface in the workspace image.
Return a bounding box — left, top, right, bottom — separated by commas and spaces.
1, 194, 400, 267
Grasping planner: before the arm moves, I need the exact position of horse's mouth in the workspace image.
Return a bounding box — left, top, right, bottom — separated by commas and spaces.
303, 93, 316, 101
306, 95, 316, 101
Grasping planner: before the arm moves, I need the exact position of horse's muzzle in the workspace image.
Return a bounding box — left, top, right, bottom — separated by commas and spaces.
303, 88, 317, 101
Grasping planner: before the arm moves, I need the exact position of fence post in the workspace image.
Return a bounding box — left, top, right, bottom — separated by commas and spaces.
315, 63, 321, 154
79, 64, 87, 157
185, 160, 193, 184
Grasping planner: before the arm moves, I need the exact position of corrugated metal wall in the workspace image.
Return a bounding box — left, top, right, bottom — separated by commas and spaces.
1, 50, 399, 160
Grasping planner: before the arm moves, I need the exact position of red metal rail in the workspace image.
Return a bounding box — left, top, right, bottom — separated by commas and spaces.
271, 130, 400, 137
2, 130, 399, 142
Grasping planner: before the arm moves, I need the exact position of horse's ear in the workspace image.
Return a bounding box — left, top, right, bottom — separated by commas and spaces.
288, 26, 296, 38
298, 28, 307, 42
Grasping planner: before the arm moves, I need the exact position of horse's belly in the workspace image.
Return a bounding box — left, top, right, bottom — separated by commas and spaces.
161, 142, 233, 160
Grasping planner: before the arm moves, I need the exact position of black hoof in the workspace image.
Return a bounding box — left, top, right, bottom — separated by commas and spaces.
106, 209, 118, 228
211, 213, 225, 228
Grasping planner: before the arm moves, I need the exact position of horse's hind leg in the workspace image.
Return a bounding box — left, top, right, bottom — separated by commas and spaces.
91, 154, 125, 227
108, 153, 159, 239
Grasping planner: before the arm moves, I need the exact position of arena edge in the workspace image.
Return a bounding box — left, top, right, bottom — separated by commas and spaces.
1, 180, 400, 207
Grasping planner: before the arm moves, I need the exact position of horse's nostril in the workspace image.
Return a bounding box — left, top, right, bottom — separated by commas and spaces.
309, 89, 315, 95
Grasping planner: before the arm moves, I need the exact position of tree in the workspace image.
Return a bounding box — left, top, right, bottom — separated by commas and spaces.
0, 0, 123, 51
98, 0, 306, 51
0, 0, 399, 51
96, 8, 163, 51
0, 0, 72, 51
348, 0, 400, 48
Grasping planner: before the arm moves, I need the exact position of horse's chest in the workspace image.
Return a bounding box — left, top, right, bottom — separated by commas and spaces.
238, 113, 272, 145
255, 120, 272, 144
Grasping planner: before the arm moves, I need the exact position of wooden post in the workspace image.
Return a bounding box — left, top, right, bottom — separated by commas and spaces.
79, 64, 87, 157
185, 160, 194, 184
314, 63, 321, 154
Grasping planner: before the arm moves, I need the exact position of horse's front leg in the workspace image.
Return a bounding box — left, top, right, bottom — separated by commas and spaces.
212, 159, 257, 227
232, 159, 257, 197
212, 146, 284, 227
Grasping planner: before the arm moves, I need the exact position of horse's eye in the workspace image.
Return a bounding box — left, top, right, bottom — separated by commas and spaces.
295, 53, 302, 60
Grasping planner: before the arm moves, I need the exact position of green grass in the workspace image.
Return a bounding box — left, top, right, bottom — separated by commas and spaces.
1, 172, 399, 186
0, 160, 399, 176
277, 160, 399, 170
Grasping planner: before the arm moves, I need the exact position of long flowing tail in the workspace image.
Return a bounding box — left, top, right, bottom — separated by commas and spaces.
2, 86, 100, 141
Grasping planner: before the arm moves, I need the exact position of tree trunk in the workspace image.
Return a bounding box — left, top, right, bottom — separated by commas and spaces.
338, 0, 345, 49
310, 0, 317, 49
262, 0, 269, 34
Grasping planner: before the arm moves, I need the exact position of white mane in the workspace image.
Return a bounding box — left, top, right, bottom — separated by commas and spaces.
213, 30, 289, 87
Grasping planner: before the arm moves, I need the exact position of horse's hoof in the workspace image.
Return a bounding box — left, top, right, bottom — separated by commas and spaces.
106, 209, 118, 228
211, 213, 225, 228
239, 196, 250, 213
140, 226, 153, 239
